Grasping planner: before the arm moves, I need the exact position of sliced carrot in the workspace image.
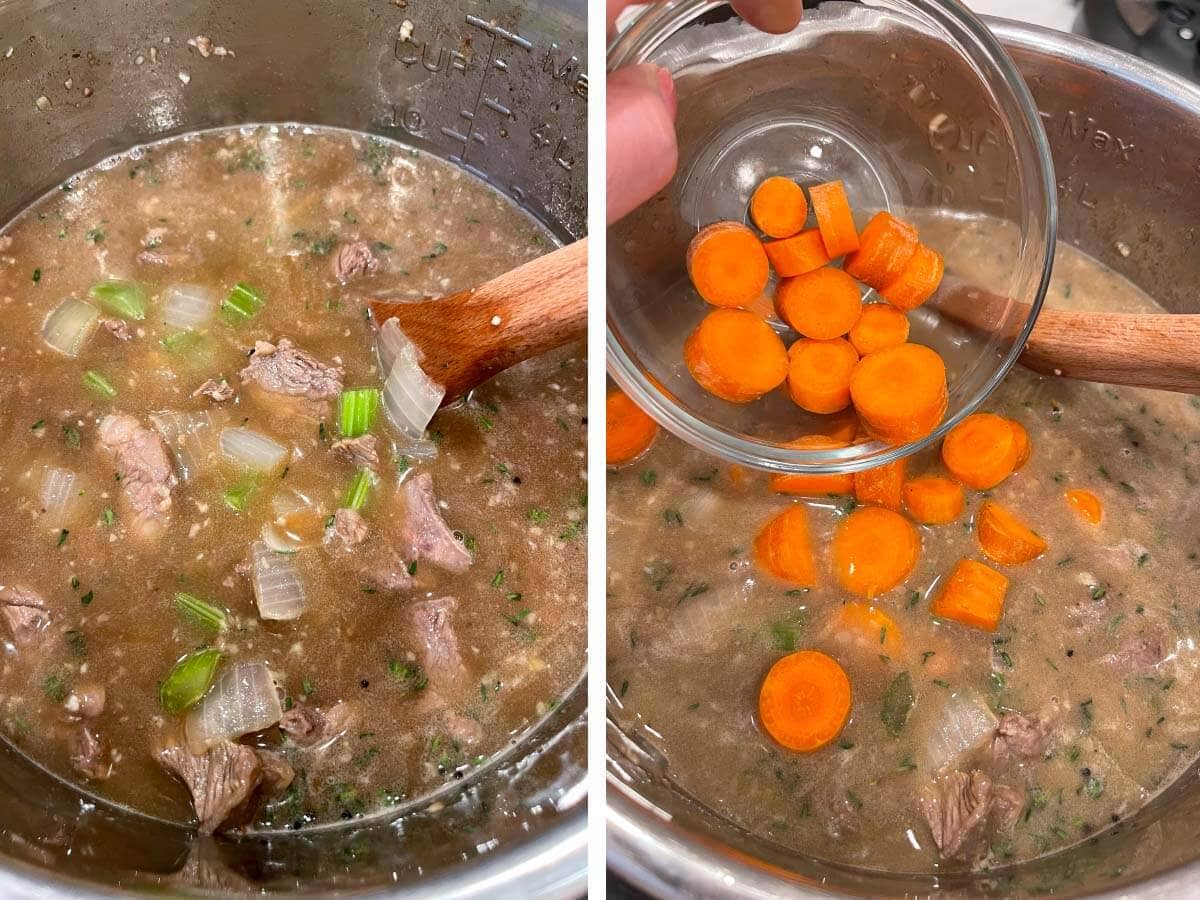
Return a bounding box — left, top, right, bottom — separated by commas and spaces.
750, 176, 808, 239
976, 501, 1047, 566
684, 308, 788, 403
878, 244, 944, 311
769, 435, 855, 496
1065, 488, 1103, 525
853, 458, 907, 512
786, 338, 859, 414
687, 221, 770, 308
809, 180, 860, 257
847, 303, 910, 356
1008, 419, 1031, 470
941, 413, 1020, 490
843, 212, 918, 289
775, 268, 862, 340
834, 601, 902, 655
606, 389, 658, 467
930, 558, 1008, 632
849, 343, 948, 445
758, 650, 852, 752
754, 504, 816, 586
819, 408, 861, 444
833, 506, 921, 598
903, 475, 964, 524
763, 228, 831, 278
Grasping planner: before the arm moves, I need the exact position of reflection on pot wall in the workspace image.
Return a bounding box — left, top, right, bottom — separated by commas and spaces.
0, 0, 586, 896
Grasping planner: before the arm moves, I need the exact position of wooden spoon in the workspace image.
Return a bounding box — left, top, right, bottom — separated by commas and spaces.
368, 238, 587, 404
932, 279, 1200, 394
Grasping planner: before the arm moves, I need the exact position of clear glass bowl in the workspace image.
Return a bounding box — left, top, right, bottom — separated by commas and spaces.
606, 0, 1057, 474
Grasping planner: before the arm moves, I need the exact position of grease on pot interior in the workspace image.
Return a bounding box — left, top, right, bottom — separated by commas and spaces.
0, 125, 585, 833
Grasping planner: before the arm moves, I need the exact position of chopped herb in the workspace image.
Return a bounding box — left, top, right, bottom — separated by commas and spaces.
309, 235, 336, 255
397, 456, 410, 475
83, 371, 117, 398
159, 648, 222, 713
1034, 592, 1046, 607
1098, 465, 1110, 480
677, 582, 709, 605
989, 671, 1006, 691
69, 576, 80, 590
56, 529, 69, 547
30, 420, 45, 432
907, 590, 921, 609
301, 677, 316, 698
175, 592, 226, 631
663, 508, 683, 527
558, 521, 582, 541
84, 227, 105, 244
921, 650, 936, 665
1083, 776, 1104, 799
897, 754, 917, 772
490, 570, 505, 588
837, 497, 859, 515
769, 609, 810, 651
80, 590, 93, 606
880, 671, 915, 736
998, 650, 1014, 668
619, 679, 629, 698
65, 630, 86, 657
32, 268, 42, 283
221, 282, 265, 323
1057, 555, 1074, 567
528, 507, 549, 524
43, 674, 69, 702
838, 738, 854, 750
63, 426, 81, 449
932, 678, 951, 688
846, 790, 863, 811
691, 467, 719, 482
1080, 698, 1094, 727
640, 470, 657, 487
1119, 481, 1135, 494
687, 702, 700, 711
505, 608, 532, 625
422, 241, 449, 259
555, 416, 570, 431
100, 508, 115, 527
1090, 584, 1107, 601
386, 660, 427, 691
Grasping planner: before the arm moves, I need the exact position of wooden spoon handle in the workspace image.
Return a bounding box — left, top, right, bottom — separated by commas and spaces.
1022, 310, 1200, 394
370, 238, 587, 402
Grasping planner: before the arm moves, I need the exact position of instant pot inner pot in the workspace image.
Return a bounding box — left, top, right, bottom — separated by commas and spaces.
0, 0, 585, 895
609, 21, 1200, 899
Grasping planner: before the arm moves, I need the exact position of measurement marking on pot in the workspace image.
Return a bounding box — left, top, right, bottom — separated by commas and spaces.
465, 15, 532, 50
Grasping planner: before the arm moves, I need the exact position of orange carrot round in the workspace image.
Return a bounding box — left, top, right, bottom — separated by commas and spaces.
903, 475, 964, 524
754, 504, 816, 586
847, 303, 910, 356
833, 506, 921, 598
763, 228, 831, 278
941, 413, 1020, 490
684, 308, 788, 403
687, 221, 770, 308
1065, 488, 1103, 525
930, 558, 1008, 632
853, 458, 907, 511
606, 389, 658, 467
1008, 419, 1031, 469
769, 436, 855, 496
758, 650, 852, 752
849, 343, 948, 445
976, 501, 1047, 566
750, 176, 808, 239
878, 244, 944, 311
809, 180, 860, 258
775, 268, 862, 340
786, 338, 859, 414
843, 212, 918, 289
834, 601, 903, 655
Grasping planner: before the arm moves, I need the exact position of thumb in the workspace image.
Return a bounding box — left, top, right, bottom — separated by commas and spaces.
607, 64, 678, 225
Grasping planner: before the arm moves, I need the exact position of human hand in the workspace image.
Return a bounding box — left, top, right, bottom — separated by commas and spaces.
606, 0, 804, 224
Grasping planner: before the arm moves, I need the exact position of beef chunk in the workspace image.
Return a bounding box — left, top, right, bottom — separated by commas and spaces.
99, 413, 179, 527
239, 339, 343, 402
401, 473, 472, 574
919, 770, 1020, 863
992, 702, 1059, 762
99, 318, 133, 341
157, 740, 263, 834
410, 596, 464, 679
359, 551, 414, 594
1103, 635, 1165, 672
325, 508, 368, 550
279, 701, 351, 748
331, 240, 380, 284
0, 585, 49, 645
256, 750, 295, 796
192, 379, 235, 402
69, 726, 112, 780
331, 434, 379, 469
65, 683, 106, 718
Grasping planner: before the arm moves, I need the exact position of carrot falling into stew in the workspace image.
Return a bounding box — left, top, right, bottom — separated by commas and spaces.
785, 337, 859, 414
832, 506, 921, 598
758, 650, 852, 752
1065, 488, 1104, 525
749, 176, 808, 239
878, 244, 945, 311
843, 212, 918, 289
976, 501, 1048, 565
902, 475, 964, 524
853, 457, 907, 512
769, 435, 854, 496
753, 504, 817, 586
941, 413, 1022, 490
606, 389, 658, 467
849, 343, 948, 445
684, 308, 789, 402
763, 228, 832, 278
847, 303, 910, 356
775, 267, 863, 341
930, 558, 1009, 632
686, 222, 770, 308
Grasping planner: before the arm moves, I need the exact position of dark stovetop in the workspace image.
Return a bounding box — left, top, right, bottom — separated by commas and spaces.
1080, 0, 1200, 81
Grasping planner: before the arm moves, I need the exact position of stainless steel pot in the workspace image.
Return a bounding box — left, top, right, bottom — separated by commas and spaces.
608, 19, 1200, 898
0, 0, 587, 896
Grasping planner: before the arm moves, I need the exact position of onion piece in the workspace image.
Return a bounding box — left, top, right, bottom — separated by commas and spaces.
261, 523, 301, 554
219, 427, 288, 473
162, 284, 217, 331
378, 319, 444, 440
263, 491, 325, 552
42, 298, 100, 357
250, 540, 307, 620
151, 409, 229, 481
395, 435, 439, 461
40, 466, 78, 524
184, 661, 282, 753
918, 690, 997, 775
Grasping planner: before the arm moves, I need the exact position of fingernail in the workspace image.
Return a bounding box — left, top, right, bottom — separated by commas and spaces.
654, 66, 677, 120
